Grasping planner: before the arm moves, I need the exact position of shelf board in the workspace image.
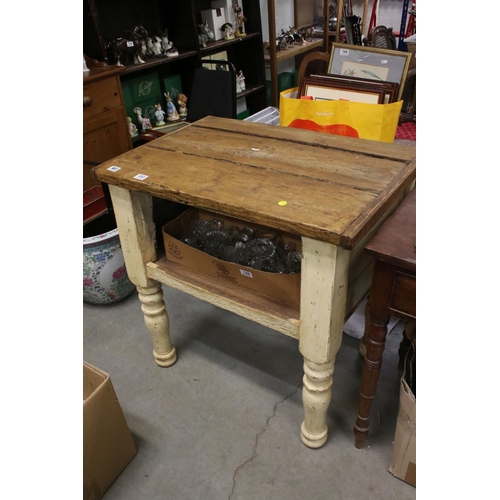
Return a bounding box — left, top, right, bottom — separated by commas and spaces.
236, 83, 265, 100
264, 39, 323, 63
147, 257, 300, 339
120, 50, 198, 75
200, 33, 261, 55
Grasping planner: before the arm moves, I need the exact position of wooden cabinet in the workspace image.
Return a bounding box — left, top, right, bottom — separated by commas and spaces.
83, 0, 267, 117
83, 66, 132, 191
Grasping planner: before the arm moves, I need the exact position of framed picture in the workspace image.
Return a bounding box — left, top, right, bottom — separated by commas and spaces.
299, 76, 386, 104
309, 73, 399, 103
327, 43, 412, 101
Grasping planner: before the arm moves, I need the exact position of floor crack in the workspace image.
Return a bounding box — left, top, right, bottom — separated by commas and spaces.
228, 383, 302, 500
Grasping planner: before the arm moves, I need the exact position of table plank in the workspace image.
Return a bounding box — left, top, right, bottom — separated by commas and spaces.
148, 126, 407, 193
193, 117, 416, 162
93, 117, 416, 249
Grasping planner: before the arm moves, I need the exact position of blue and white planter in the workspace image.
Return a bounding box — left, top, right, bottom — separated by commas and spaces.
83, 219, 135, 305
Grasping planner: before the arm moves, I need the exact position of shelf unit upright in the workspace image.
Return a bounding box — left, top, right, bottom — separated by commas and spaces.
265, 1, 330, 107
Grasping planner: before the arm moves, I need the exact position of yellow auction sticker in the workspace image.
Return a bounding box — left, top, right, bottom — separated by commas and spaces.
278, 201, 287, 206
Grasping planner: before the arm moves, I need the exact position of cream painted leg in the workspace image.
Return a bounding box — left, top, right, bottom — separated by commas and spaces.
138, 283, 177, 367
299, 237, 350, 448
301, 358, 334, 448
108, 185, 177, 367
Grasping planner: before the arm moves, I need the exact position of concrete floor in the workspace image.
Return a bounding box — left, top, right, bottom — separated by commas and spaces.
83, 286, 416, 500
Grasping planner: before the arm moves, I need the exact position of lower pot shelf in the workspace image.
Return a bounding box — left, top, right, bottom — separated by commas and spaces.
146, 256, 301, 339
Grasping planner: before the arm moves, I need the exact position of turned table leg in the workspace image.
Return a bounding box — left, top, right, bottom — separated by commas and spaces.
353, 260, 393, 448
108, 185, 177, 367
358, 297, 371, 359
299, 237, 349, 448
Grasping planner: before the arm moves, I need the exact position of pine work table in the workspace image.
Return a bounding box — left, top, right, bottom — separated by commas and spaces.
92, 116, 416, 449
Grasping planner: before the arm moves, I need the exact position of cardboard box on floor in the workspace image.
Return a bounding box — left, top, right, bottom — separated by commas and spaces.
83, 361, 137, 500
162, 208, 301, 307
389, 376, 416, 487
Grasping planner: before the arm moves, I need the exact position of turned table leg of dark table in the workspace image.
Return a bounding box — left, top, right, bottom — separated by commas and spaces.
353, 260, 394, 448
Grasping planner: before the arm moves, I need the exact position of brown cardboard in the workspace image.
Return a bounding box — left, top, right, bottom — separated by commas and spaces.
389, 376, 416, 487
162, 208, 301, 307
83, 362, 137, 500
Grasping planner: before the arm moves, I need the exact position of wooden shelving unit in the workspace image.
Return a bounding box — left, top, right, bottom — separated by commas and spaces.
83, 0, 268, 118
264, 38, 323, 63
266, 0, 330, 107
264, 0, 375, 106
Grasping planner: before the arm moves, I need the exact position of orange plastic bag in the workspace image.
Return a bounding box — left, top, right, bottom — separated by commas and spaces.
279, 88, 403, 143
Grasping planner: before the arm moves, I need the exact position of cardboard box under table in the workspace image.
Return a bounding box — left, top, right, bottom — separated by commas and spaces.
83, 361, 137, 500
162, 208, 301, 307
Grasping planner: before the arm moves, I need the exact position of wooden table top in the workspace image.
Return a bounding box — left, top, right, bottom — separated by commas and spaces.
365, 188, 416, 272
93, 116, 416, 249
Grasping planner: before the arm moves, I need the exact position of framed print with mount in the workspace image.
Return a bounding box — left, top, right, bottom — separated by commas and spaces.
327, 43, 412, 101
308, 74, 399, 104
299, 76, 386, 104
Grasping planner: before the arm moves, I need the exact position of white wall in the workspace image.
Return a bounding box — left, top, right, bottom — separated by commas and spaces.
351, 0, 409, 35
259, 0, 409, 41
259, 0, 294, 42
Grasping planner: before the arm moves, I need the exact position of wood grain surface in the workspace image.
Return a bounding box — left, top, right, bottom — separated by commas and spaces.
93, 116, 416, 249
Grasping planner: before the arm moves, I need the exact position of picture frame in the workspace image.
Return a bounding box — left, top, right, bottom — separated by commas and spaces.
327, 43, 412, 101
299, 76, 386, 104
309, 73, 399, 104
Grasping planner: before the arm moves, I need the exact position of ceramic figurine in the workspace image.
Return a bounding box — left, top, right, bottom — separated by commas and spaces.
133, 106, 152, 131
200, 22, 215, 42
236, 70, 246, 91
139, 39, 148, 60
151, 36, 163, 56
198, 22, 215, 48
233, 3, 247, 37
113, 24, 148, 65
165, 46, 179, 57
177, 93, 188, 120
112, 37, 144, 66
154, 103, 166, 126
146, 37, 155, 57
221, 22, 235, 40
164, 93, 180, 121
127, 117, 138, 138
159, 29, 173, 53
198, 32, 208, 48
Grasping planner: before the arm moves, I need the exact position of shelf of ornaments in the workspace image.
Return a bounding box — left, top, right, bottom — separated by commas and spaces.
117, 49, 199, 75
199, 32, 262, 55
263, 38, 323, 63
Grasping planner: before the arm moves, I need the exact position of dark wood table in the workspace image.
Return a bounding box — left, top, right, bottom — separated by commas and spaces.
92, 116, 416, 449
353, 188, 416, 448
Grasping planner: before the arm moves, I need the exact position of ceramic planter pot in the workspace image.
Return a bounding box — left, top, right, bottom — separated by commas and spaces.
83, 212, 135, 305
